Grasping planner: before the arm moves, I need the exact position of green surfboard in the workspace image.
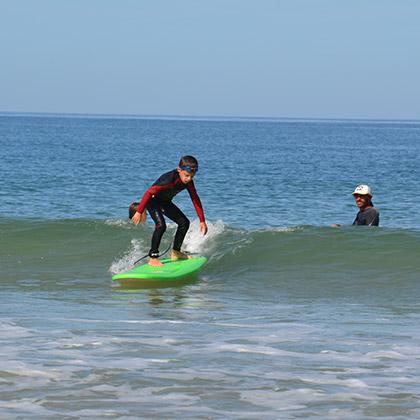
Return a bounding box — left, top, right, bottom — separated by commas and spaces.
112, 256, 207, 286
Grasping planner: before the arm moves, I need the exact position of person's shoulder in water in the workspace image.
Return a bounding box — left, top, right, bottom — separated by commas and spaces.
331, 184, 379, 228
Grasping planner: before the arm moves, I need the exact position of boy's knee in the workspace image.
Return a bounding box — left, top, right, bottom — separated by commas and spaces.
155, 220, 166, 233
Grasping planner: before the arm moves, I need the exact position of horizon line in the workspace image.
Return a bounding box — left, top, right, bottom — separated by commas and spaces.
1, 111, 419, 124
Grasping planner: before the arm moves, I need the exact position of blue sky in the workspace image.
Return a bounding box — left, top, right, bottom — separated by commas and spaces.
1, 0, 419, 119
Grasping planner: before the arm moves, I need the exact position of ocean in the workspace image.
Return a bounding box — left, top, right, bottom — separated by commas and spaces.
1, 114, 420, 418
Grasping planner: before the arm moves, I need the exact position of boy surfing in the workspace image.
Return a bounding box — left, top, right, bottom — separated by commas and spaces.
130, 155, 208, 266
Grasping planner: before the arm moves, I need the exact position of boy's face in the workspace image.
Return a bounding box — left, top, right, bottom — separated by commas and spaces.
177, 167, 196, 184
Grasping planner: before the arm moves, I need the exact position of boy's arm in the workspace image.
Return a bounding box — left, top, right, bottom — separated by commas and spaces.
136, 183, 175, 214
136, 187, 155, 215
187, 182, 205, 223
132, 188, 155, 225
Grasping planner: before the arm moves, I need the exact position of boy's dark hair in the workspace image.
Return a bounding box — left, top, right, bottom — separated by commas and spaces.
179, 155, 198, 168
129, 202, 139, 219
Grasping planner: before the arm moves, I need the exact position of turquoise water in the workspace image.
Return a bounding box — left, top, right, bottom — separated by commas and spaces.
1, 114, 420, 418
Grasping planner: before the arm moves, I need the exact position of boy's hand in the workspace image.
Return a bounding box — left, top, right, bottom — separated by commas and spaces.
200, 222, 208, 235
132, 211, 147, 225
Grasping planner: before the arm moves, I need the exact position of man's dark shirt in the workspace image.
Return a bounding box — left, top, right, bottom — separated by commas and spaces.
353, 207, 379, 226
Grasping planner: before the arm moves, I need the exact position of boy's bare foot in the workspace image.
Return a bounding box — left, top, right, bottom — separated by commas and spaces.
171, 250, 192, 260
148, 257, 164, 267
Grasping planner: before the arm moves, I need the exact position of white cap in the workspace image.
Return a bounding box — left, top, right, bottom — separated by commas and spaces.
352, 184, 373, 196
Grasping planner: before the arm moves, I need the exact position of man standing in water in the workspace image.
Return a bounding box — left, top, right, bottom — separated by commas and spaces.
331, 184, 379, 227
351, 184, 379, 226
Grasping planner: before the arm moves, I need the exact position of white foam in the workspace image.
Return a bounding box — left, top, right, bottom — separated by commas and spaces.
216, 343, 297, 357
366, 350, 407, 360
100, 358, 171, 369
297, 376, 369, 388
109, 238, 148, 274
0, 398, 51, 416
83, 384, 201, 405
391, 344, 420, 356
262, 226, 303, 233
110, 337, 179, 347
33, 317, 189, 325
146, 368, 233, 383
0, 320, 33, 338
65, 409, 130, 417
326, 391, 376, 402
104, 218, 130, 227
108, 219, 225, 274
1, 363, 62, 380
183, 219, 226, 254
241, 388, 325, 410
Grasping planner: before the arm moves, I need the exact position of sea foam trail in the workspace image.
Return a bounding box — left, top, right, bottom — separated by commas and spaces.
108, 219, 226, 274
108, 238, 148, 275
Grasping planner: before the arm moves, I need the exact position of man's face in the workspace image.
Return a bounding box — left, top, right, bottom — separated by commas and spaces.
177, 168, 196, 184
353, 194, 371, 209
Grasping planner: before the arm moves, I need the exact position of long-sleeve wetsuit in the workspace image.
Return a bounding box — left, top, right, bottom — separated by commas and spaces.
137, 169, 205, 257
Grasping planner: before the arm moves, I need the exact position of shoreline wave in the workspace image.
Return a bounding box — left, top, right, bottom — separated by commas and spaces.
1, 217, 419, 283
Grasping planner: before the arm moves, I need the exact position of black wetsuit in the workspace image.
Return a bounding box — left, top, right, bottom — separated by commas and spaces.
353, 207, 379, 226
137, 170, 205, 257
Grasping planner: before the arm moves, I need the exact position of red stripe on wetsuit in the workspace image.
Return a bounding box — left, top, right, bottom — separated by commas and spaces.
186, 182, 205, 223
137, 177, 205, 222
